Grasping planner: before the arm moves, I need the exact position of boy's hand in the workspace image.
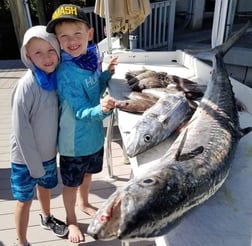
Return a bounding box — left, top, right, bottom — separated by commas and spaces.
108, 57, 118, 75
101, 95, 116, 113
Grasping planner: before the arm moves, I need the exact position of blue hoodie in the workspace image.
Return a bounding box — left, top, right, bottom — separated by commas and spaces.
56, 54, 112, 157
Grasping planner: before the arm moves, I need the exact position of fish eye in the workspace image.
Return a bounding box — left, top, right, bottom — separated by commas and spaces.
140, 178, 156, 186
144, 134, 152, 143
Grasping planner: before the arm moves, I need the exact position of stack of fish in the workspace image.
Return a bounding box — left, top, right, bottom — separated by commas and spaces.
115, 69, 206, 113
115, 69, 205, 157
125, 69, 206, 100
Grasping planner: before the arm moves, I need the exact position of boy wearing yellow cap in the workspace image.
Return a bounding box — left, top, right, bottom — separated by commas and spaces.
47, 4, 117, 243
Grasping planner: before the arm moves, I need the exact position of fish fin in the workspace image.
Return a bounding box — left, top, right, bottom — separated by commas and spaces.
175, 128, 188, 161
235, 98, 246, 112
187, 99, 199, 111
175, 128, 204, 161
185, 21, 250, 59
214, 21, 250, 57
158, 114, 170, 123
239, 127, 252, 138
177, 146, 204, 161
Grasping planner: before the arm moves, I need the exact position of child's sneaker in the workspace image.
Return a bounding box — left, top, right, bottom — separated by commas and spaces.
40, 214, 68, 237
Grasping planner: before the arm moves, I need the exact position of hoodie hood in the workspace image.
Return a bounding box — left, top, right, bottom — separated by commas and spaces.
20, 25, 60, 70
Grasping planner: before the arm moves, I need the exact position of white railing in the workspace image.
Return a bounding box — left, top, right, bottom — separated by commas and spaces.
84, 0, 176, 51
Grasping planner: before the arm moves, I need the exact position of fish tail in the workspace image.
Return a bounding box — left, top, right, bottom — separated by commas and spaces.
213, 21, 250, 57
184, 21, 250, 60
239, 127, 252, 138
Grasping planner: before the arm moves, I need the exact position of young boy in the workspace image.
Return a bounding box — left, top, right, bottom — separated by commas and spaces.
10, 25, 68, 246
47, 4, 117, 243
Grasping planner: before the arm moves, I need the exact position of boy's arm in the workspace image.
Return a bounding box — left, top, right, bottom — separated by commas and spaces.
11, 83, 45, 178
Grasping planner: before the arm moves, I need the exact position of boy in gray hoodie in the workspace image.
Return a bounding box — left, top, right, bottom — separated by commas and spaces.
10, 25, 68, 246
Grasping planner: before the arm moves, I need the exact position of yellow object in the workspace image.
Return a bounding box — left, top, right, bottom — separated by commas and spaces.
94, 0, 151, 33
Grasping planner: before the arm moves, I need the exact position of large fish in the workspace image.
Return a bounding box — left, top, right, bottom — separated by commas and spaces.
87, 22, 252, 240
125, 92, 191, 157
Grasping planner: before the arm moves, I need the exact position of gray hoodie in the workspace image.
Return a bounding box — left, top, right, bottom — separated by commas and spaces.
10, 25, 60, 178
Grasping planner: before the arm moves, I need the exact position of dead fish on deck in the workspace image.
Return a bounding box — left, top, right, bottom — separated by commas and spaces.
126, 69, 162, 85
116, 85, 199, 115
126, 70, 168, 89
126, 69, 206, 100
87, 22, 252, 240
125, 92, 191, 157
125, 68, 150, 81
115, 91, 159, 113
142, 87, 200, 110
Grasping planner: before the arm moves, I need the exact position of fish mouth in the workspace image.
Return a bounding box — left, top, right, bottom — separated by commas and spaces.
87, 193, 123, 240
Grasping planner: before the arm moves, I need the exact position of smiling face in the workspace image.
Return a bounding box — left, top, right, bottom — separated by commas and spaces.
26, 37, 59, 74
55, 20, 94, 57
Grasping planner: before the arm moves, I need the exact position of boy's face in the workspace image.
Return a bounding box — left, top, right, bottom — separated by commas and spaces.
55, 21, 93, 57
26, 38, 59, 74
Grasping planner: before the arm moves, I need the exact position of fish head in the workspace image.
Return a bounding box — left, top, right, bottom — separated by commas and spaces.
115, 100, 151, 113
118, 173, 167, 239
87, 190, 122, 240
126, 117, 162, 157
125, 94, 190, 157
115, 100, 132, 112
87, 166, 182, 240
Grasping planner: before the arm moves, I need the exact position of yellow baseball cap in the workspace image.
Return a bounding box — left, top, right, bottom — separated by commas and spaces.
47, 4, 91, 33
